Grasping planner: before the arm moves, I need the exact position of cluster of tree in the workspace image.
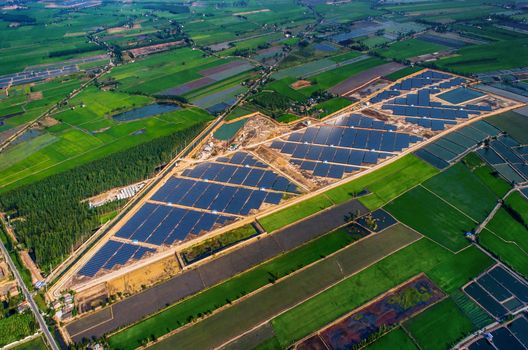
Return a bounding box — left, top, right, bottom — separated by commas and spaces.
0, 124, 206, 273
0, 13, 36, 24
0, 312, 37, 347
48, 45, 100, 58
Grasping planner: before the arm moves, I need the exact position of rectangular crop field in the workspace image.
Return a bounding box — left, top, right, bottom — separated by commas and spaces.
385, 185, 475, 252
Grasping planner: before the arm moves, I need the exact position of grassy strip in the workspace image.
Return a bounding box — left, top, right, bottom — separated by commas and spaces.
480, 228, 528, 278
108, 229, 355, 349
403, 298, 473, 350
258, 194, 333, 233
364, 327, 417, 350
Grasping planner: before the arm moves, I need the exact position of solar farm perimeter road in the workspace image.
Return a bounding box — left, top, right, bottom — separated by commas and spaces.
0, 237, 59, 350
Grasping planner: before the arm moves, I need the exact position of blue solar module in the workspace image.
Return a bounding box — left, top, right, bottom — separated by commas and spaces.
293, 143, 309, 158
281, 142, 297, 154
240, 190, 267, 215
327, 165, 345, 179
363, 151, 379, 164
300, 160, 317, 171
366, 131, 382, 150
264, 191, 283, 204
313, 163, 330, 177
333, 148, 351, 164
243, 168, 265, 187
300, 127, 318, 143
380, 132, 396, 152
348, 150, 365, 165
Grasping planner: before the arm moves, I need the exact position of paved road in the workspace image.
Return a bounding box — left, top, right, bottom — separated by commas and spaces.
0, 238, 59, 350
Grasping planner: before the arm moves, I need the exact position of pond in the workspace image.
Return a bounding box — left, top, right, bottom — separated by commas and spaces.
111, 103, 181, 122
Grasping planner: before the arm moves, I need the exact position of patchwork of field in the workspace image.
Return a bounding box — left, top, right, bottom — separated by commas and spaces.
0, 82, 213, 192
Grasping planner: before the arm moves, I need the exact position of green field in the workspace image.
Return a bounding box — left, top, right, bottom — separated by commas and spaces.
363, 327, 417, 350
375, 38, 448, 60
11, 336, 48, 350
480, 191, 528, 276
108, 229, 355, 349
385, 185, 474, 252
422, 162, 502, 222
403, 298, 473, 350
436, 38, 528, 73
147, 224, 421, 350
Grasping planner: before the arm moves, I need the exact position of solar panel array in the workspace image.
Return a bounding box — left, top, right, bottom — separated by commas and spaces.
415, 121, 501, 169
79, 240, 155, 277
390, 70, 465, 91
78, 151, 300, 278
381, 88, 492, 131
477, 135, 528, 184
270, 113, 422, 179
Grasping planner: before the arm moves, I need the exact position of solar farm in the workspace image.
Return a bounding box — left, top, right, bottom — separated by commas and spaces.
71, 68, 519, 284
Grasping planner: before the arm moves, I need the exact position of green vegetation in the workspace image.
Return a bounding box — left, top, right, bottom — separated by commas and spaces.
12, 336, 48, 350
461, 153, 511, 198
0, 227, 32, 288
375, 39, 448, 60
313, 97, 352, 118
487, 111, 528, 144
0, 313, 38, 347
422, 162, 501, 222
427, 246, 493, 294
109, 229, 355, 349
363, 328, 417, 350
385, 185, 474, 252
213, 119, 247, 141
403, 298, 473, 350
436, 38, 528, 73
271, 238, 450, 347
480, 191, 528, 277
325, 154, 439, 209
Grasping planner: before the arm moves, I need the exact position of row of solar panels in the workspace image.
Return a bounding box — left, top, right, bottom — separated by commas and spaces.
415, 120, 501, 168
271, 140, 392, 167
79, 240, 155, 277
290, 159, 359, 179
285, 126, 421, 153
115, 203, 235, 246
181, 162, 298, 193
216, 151, 268, 168
152, 177, 284, 215
324, 113, 397, 131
